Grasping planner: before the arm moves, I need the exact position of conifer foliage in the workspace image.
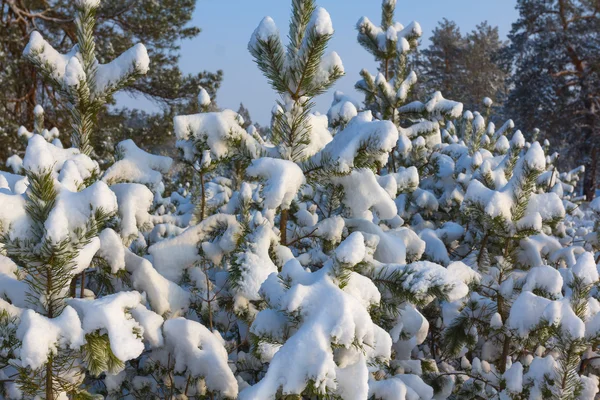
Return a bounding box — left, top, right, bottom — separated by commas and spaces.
0, 0, 599, 399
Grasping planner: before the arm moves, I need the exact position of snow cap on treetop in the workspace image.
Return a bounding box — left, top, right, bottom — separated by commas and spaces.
309, 7, 334, 36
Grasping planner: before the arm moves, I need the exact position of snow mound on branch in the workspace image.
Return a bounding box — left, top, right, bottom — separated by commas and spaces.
332, 168, 397, 220
110, 183, 154, 240
95, 43, 149, 93
233, 224, 279, 301
247, 157, 306, 210
508, 291, 552, 337
23, 32, 80, 83
97, 228, 126, 273
316, 111, 398, 173
335, 232, 366, 265
163, 318, 238, 398
23, 135, 98, 186
174, 110, 251, 161
148, 214, 242, 282
17, 307, 84, 370
198, 87, 211, 106
309, 7, 334, 36
328, 91, 359, 126
68, 292, 148, 362
124, 249, 190, 316
103, 139, 172, 188
45, 181, 118, 243
0, 192, 30, 239
249, 16, 279, 47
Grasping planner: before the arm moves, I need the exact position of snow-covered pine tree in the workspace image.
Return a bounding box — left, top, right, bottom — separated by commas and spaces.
403, 100, 600, 398
0, 1, 191, 398
144, 0, 469, 398
1, 0, 599, 399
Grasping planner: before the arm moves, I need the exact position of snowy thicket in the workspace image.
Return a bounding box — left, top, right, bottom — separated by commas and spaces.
0, 0, 599, 399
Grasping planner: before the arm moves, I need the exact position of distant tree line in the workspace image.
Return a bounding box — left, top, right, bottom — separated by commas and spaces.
0, 0, 597, 197
413, 0, 599, 198
0, 0, 222, 165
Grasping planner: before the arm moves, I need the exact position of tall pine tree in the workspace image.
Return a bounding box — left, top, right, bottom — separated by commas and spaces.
418, 20, 508, 114
505, 0, 600, 199
0, 0, 222, 162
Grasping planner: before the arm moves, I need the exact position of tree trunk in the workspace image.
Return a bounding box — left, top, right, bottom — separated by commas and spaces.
280, 209, 288, 246
584, 146, 597, 200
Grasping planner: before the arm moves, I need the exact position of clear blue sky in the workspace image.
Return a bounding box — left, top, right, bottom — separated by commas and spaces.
120, 0, 518, 124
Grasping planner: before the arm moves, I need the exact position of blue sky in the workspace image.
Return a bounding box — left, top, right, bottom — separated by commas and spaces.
121, 0, 518, 124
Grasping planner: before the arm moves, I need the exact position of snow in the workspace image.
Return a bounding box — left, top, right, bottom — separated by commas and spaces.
103, 139, 172, 188
315, 215, 345, 242
507, 291, 551, 337
368, 377, 408, 400
579, 375, 600, 399
328, 91, 359, 126
397, 71, 417, 101
419, 229, 450, 265
6, 155, 23, 174
174, 109, 249, 161
45, 180, 118, 243
7, 3, 600, 398
233, 224, 279, 301
543, 297, 585, 339
17, 307, 84, 370
495, 135, 510, 153
23, 31, 78, 83
23, 135, 98, 182
95, 43, 150, 94
163, 318, 238, 397
572, 252, 599, 285
490, 312, 503, 328
148, 214, 242, 282
249, 16, 279, 49
242, 258, 390, 399
0, 257, 28, 308
399, 261, 468, 302
97, 228, 126, 273
503, 362, 523, 393
511, 130, 525, 148
315, 111, 398, 173
302, 113, 333, 158
72, 237, 101, 275
198, 87, 211, 106
309, 7, 334, 36
130, 303, 164, 348
522, 265, 563, 297
75, 0, 102, 8
109, 183, 154, 240
64, 57, 85, 86
314, 52, 344, 89
246, 157, 305, 210
335, 232, 366, 265
0, 191, 30, 240
333, 168, 397, 220
525, 193, 565, 222
123, 248, 190, 315
524, 141, 546, 170
400, 92, 463, 119
447, 261, 481, 285
69, 292, 146, 362
395, 375, 433, 399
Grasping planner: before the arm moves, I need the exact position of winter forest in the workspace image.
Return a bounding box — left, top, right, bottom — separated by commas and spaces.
0, 0, 599, 399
